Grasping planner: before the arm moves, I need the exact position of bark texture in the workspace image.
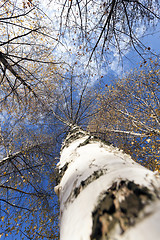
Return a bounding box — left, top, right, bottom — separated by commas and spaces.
55, 126, 160, 240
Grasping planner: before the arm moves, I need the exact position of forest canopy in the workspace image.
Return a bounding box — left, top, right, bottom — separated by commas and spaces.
0, 0, 159, 239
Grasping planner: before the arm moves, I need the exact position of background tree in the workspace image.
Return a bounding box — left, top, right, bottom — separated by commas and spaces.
0, 72, 60, 239
58, 0, 160, 63
88, 58, 160, 171
0, 0, 61, 101
0, 1, 63, 238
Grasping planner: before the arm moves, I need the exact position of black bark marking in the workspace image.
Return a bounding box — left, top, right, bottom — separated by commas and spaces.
74, 170, 106, 198
91, 181, 156, 240
78, 136, 91, 147
68, 169, 106, 201
55, 162, 69, 185
61, 126, 87, 149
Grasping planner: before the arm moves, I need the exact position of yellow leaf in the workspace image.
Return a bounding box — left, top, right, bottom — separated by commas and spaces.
10, 226, 15, 231
0, 233, 3, 238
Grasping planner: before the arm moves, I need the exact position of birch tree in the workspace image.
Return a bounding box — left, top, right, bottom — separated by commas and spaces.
55, 124, 160, 240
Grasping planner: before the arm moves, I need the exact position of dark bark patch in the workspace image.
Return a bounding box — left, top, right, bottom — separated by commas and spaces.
61, 126, 87, 149
91, 181, 156, 240
68, 169, 106, 201
78, 136, 112, 148
55, 162, 69, 185
78, 136, 91, 147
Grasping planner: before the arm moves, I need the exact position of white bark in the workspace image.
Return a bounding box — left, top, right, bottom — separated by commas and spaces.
55, 126, 160, 240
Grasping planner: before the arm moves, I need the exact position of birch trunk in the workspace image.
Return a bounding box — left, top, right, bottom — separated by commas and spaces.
55, 126, 160, 240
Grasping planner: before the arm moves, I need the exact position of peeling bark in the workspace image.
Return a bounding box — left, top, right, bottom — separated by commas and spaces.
55, 126, 160, 240
91, 181, 158, 240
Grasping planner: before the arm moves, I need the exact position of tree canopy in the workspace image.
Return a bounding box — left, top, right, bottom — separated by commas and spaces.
0, 0, 159, 239
88, 58, 160, 171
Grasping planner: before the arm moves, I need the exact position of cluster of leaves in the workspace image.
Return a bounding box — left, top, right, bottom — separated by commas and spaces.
88, 58, 160, 171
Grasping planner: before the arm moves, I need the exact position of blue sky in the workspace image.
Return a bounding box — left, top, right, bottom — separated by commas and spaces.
101, 22, 160, 87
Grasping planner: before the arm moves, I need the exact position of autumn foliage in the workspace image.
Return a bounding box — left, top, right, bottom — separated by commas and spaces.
88, 58, 160, 172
